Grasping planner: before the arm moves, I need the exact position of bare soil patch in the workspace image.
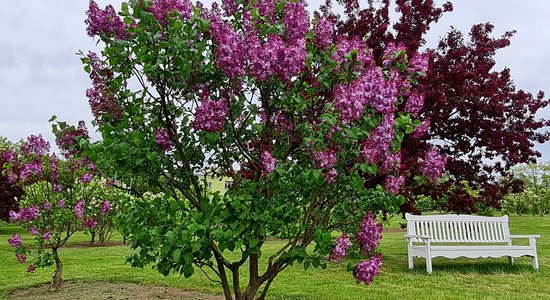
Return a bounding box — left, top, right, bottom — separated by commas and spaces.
9, 281, 224, 300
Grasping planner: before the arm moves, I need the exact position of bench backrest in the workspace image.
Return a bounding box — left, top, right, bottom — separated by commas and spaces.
405, 213, 511, 243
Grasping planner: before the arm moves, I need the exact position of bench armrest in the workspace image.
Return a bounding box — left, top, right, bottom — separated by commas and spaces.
404, 234, 431, 240
509, 234, 541, 239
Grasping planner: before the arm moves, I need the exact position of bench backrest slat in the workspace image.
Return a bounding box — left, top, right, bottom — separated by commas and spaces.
405, 213, 510, 243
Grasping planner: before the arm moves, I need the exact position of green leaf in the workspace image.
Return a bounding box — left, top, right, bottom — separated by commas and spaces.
173, 248, 181, 263
183, 264, 194, 278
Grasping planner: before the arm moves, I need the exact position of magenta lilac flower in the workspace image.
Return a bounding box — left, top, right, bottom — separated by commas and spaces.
261, 150, 277, 176
412, 119, 430, 139
221, 0, 237, 16
385, 174, 405, 194
404, 91, 425, 117
57, 199, 65, 208
100, 200, 112, 214
408, 53, 429, 74
330, 233, 352, 262
210, 16, 245, 78
42, 230, 51, 241
192, 97, 229, 132
26, 264, 36, 273
21, 135, 50, 156
80, 173, 94, 183
155, 128, 173, 150
86, 52, 123, 124
284, 0, 309, 43
53, 183, 63, 193
361, 115, 395, 163
75, 200, 85, 219
254, 0, 276, 23
148, 0, 192, 26
85, 0, 127, 39
314, 17, 333, 50
16, 253, 26, 263
333, 37, 373, 67
29, 227, 38, 236
381, 152, 401, 174
8, 233, 22, 248
83, 217, 98, 229
9, 210, 19, 222
56, 121, 90, 158
2, 149, 16, 162
311, 149, 337, 170
19, 160, 43, 182
357, 212, 383, 254
43, 202, 52, 212
322, 168, 338, 184
422, 147, 447, 181
382, 42, 407, 67
18, 205, 40, 222
354, 253, 383, 285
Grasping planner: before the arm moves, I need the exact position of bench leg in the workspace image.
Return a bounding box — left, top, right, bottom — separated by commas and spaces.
533, 255, 539, 270
508, 256, 514, 266
426, 257, 432, 274
408, 251, 414, 269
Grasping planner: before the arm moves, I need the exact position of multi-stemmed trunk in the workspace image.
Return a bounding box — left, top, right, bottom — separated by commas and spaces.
50, 247, 63, 291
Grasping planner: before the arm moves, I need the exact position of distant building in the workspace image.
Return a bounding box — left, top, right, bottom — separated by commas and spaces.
198, 173, 233, 194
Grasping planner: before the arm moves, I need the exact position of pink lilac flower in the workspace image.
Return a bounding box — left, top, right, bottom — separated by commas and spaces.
382, 42, 407, 67
53, 183, 63, 193
221, 0, 237, 16
83, 217, 98, 229
19, 206, 40, 222
408, 52, 429, 74
86, 52, 123, 124
210, 16, 245, 78
254, 0, 276, 23
330, 233, 352, 262
155, 128, 173, 150
42, 230, 51, 241
43, 202, 52, 212
75, 200, 85, 219
332, 37, 373, 67
380, 152, 401, 174
106, 178, 117, 187
261, 150, 277, 176
29, 227, 38, 236
322, 168, 338, 184
56, 121, 90, 158
2, 149, 16, 162
385, 174, 405, 194
354, 253, 383, 285
57, 199, 65, 208
314, 17, 333, 50
404, 91, 425, 117
361, 115, 395, 163
21, 135, 50, 156
413, 119, 430, 139
6, 170, 17, 184
16, 253, 26, 263
311, 149, 337, 170
8, 233, 22, 248
192, 97, 229, 132
80, 173, 94, 183
284, 0, 309, 43
26, 265, 36, 273
19, 161, 43, 182
422, 147, 447, 181
9, 210, 19, 222
85, 0, 127, 39
100, 200, 112, 214
148, 0, 192, 26
357, 212, 383, 254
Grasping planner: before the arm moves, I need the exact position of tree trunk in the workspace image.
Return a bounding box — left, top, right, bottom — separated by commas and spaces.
90, 231, 96, 244
50, 248, 63, 291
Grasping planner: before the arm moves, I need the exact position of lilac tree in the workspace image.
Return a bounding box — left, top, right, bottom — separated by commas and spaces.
79, 0, 445, 299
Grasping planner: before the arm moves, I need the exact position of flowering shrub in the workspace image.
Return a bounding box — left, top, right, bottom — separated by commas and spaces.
77, 0, 446, 299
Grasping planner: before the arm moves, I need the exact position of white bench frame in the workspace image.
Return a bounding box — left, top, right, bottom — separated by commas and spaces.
405, 213, 540, 274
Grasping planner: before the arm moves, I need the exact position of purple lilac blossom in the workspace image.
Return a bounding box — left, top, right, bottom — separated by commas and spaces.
29, 227, 38, 236
192, 97, 229, 132
261, 151, 277, 176
361, 115, 395, 163
404, 91, 425, 117
210, 15, 246, 78
100, 200, 112, 214
19, 161, 42, 182
314, 18, 333, 50
422, 147, 447, 181
85, 0, 127, 39
155, 128, 173, 150
221, 0, 237, 16
8, 233, 22, 248
322, 167, 338, 184
254, 0, 276, 23
57, 199, 65, 208
412, 119, 430, 139
2, 149, 16, 162
53, 183, 63, 193
43, 202, 52, 212
408, 53, 429, 74
83, 217, 98, 229
354, 253, 383, 285
380, 152, 401, 174
357, 212, 383, 254
382, 42, 407, 67
284, 0, 309, 43
75, 200, 85, 219
21, 135, 50, 156
18, 206, 40, 222
385, 174, 405, 194
148, 0, 192, 26
9, 210, 19, 222
42, 230, 51, 241
80, 173, 94, 183
16, 253, 26, 263
26, 265, 36, 273
86, 52, 123, 123
330, 233, 352, 262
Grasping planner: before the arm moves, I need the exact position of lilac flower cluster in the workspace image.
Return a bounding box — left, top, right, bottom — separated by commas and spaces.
9, 205, 40, 223
21, 135, 50, 156
404, 91, 425, 117
19, 160, 42, 182
43, 202, 52, 212
155, 128, 174, 150
382, 42, 407, 67
83, 217, 98, 229
284, 0, 309, 43
354, 253, 383, 285
311, 148, 339, 183
16, 253, 26, 263
332, 37, 373, 67
412, 119, 430, 139
149, 0, 192, 26
356, 212, 383, 254
86, 52, 123, 123
42, 230, 51, 241
261, 150, 278, 176
385, 174, 405, 194
85, 0, 127, 39
8, 233, 22, 248
26, 265, 36, 273
210, 16, 245, 78
192, 97, 229, 132
314, 18, 333, 50
29, 227, 38, 235
422, 147, 447, 181
254, 0, 276, 23
101, 200, 112, 214
408, 53, 429, 74
80, 173, 94, 183
380, 152, 401, 174
56, 121, 90, 158
330, 233, 352, 262
1, 149, 16, 162
57, 199, 65, 208
221, 0, 237, 16
75, 200, 85, 219
361, 115, 395, 164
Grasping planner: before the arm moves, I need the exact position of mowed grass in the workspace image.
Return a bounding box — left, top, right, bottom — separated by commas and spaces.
1, 214, 549, 299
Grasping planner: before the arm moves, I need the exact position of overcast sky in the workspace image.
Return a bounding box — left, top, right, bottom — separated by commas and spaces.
1, 0, 549, 160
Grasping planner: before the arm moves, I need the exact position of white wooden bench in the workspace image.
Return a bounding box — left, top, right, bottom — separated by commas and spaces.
405, 213, 540, 274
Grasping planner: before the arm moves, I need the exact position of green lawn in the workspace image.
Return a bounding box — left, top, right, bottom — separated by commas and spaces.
1, 214, 549, 299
